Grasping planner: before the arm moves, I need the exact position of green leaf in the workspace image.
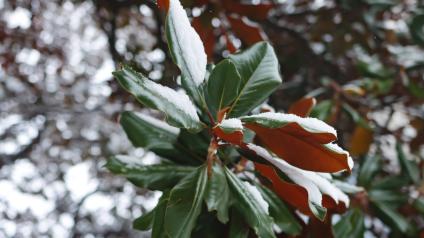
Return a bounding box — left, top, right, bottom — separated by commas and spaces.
370, 175, 409, 190
257, 185, 302, 236
372, 201, 414, 235
227, 42, 282, 117
333, 208, 365, 238
164, 165, 208, 238
113, 65, 203, 132
106, 157, 194, 191
368, 189, 408, 206
332, 180, 364, 194
358, 154, 381, 188
133, 209, 155, 231
224, 167, 276, 238
206, 59, 242, 117
228, 209, 250, 238
310, 99, 333, 121
342, 103, 371, 129
396, 143, 420, 184
152, 191, 171, 238
413, 197, 424, 214
191, 210, 227, 238
165, 0, 207, 104
309, 201, 327, 221
204, 163, 231, 223
410, 14, 424, 46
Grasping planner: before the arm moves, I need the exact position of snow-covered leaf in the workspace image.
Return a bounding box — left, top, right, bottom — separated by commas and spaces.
241, 112, 352, 173
224, 167, 276, 238
213, 118, 244, 145
113, 65, 203, 132
165, 0, 207, 103
106, 157, 194, 191
288, 97, 316, 117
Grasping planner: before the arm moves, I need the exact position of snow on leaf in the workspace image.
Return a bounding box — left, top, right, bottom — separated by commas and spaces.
167, 0, 207, 87
246, 144, 350, 207
242, 181, 269, 214
218, 118, 243, 133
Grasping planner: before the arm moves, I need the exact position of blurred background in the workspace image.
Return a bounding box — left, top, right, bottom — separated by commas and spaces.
1, 0, 423, 237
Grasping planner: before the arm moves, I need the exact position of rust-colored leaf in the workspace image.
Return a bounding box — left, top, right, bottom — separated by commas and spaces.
288, 97, 317, 117
349, 125, 373, 156
246, 123, 351, 173
212, 126, 243, 146
157, 0, 169, 10
223, 2, 274, 21
227, 16, 266, 46
192, 17, 215, 61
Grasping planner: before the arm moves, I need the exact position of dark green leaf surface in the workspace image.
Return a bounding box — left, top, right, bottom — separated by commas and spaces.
164, 165, 208, 238
227, 42, 282, 117
206, 59, 241, 117
152, 191, 171, 238
224, 167, 276, 238
228, 209, 250, 238
333, 208, 365, 238
113, 65, 203, 132
106, 157, 194, 191
133, 209, 155, 231
372, 201, 414, 235
257, 185, 302, 236
396, 143, 420, 184
204, 163, 231, 223
358, 154, 380, 188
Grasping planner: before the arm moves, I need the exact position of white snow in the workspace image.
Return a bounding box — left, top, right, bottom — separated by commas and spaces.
219, 118, 243, 131
324, 143, 354, 170
242, 181, 269, 214
115, 155, 144, 168
247, 143, 350, 207
135, 113, 180, 135
242, 112, 337, 136
168, 0, 207, 86
144, 78, 200, 122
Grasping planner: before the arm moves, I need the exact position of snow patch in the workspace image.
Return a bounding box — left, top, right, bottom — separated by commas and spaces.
242, 181, 269, 214
168, 0, 207, 86
247, 143, 350, 207
243, 112, 337, 136
115, 155, 144, 168
135, 113, 180, 135
324, 143, 354, 170
219, 118, 243, 131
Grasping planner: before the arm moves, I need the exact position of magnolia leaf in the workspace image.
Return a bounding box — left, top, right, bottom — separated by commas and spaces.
113, 65, 203, 132
310, 99, 333, 121
228, 209, 250, 238
342, 103, 371, 130
228, 16, 266, 46
224, 167, 276, 238
288, 97, 316, 117
152, 191, 171, 238
396, 143, 420, 184
133, 209, 155, 231
164, 165, 208, 238
227, 42, 282, 117
206, 59, 241, 117
165, 0, 207, 103
368, 189, 408, 206
106, 157, 194, 191
372, 201, 414, 235
213, 118, 244, 145
223, 2, 274, 21
257, 185, 302, 236
241, 113, 353, 173
204, 163, 231, 223
358, 154, 380, 188
333, 208, 365, 238
349, 125, 373, 156
410, 14, 424, 46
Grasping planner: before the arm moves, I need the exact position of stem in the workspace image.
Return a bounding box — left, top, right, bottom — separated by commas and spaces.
206, 137, 218, 177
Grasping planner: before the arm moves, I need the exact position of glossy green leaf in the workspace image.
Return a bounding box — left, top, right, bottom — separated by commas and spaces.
227, 42, 282, 117
206, 59, 241, 117
204, 163, 230, 223
113, 65, 203, 132
310, 99, 332, 121
396, 143, 420, 184
106, 157, 194, 191
410, 14, 424, 45
164, 165, 208, 238
368, 189, 408, 206
152, 191, 171, 238
224, 167, 276, 238
370, 175, 409, 190
257, 185, 302, 236
358, 154, 381, 188
133, 209, 155, 231
372, 201, 414, 235
333, 208, 365, 238
165, 0, 207, 104
228, 209, 250, 238
191, 210, 227, 238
